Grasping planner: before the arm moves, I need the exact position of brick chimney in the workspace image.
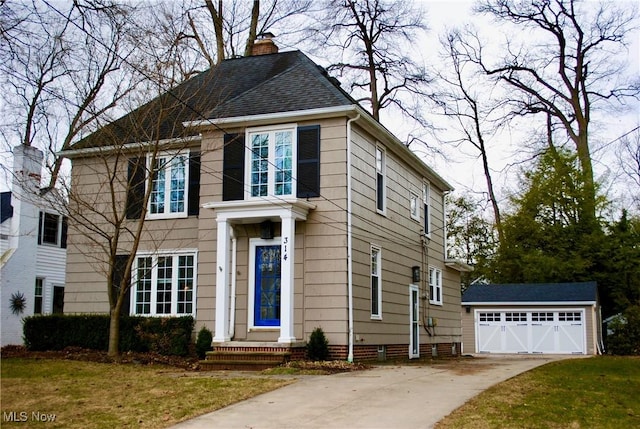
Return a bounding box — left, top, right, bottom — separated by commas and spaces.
251, 32, 279, 56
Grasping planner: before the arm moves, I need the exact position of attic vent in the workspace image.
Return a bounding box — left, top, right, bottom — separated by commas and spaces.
251, 32, 279, 56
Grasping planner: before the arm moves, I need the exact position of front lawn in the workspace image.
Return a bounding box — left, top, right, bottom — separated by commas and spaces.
1, 358, 292, 428
436, 356, 640, 429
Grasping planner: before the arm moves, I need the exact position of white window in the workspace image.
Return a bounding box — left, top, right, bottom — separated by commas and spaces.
371, 245, 382, 319
505, 312, 527, 322
429, 267, 442, 305
148, 152, 189, 218
38, 211, 66, 247
410, 191, 420, 221
375, 145, 386, 213
132, 251, 196, 316
247, 125, 296, 198
423, 182, 431, 237
34, 278, 44, 314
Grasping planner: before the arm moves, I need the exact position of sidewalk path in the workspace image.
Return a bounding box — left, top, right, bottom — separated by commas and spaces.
171, 355, 577, 429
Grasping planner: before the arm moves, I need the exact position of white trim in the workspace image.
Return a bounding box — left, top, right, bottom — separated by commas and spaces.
375, 144, 386, 215
183, 105, 358, 129
423, 181, 431, 238
463, 301, 597, 306
130, 248, 198, 317
428, 266, 443, 306
146, 150, 190, 220
59, 135, 200, 158
245, 124, 297, 199
370, 244, 382, 319
409, 191, 420, 221
346, 114, 360, 363
248, 237, 282, 330
409, 284, 420, 359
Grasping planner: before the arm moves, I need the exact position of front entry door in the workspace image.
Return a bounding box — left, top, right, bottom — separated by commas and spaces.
409, 284, 420, 358
254, 245, 281, 326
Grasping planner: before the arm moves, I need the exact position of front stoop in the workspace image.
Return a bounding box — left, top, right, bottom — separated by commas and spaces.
200, 342, 306, 371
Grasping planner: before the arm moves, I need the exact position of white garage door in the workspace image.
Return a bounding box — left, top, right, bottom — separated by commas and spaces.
476, 309, 585, 354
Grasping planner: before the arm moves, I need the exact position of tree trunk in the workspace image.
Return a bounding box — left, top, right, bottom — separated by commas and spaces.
244, 0, 260, 57
108, 305, 121, 359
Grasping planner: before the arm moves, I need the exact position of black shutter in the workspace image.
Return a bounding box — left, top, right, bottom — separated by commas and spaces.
188, 151, 201, 216
223, 133, 245, 201
112, 254, 131, 316
37, 211, 43, 244
61, 216, 68, 248
297, 125, 320, 198
126, 157, 146, 219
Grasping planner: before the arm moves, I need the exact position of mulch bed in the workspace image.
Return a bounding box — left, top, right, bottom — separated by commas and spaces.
1, 345, 201, 370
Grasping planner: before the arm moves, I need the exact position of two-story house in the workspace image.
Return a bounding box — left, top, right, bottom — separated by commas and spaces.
62, 37, 469, 362
1, 145, 67, 346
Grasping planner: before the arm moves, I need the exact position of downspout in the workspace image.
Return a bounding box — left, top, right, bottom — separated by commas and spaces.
346, 113, 360, 363
229, 226, 237, 339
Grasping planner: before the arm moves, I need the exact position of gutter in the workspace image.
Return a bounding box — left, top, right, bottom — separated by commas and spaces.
346, 113, 360, 363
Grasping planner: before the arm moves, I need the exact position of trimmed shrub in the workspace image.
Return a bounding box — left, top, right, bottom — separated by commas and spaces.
307, 327, 329, 361
195, 326, 213, 359
23, 314, 194, 356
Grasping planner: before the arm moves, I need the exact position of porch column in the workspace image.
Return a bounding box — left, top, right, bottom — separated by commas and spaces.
278, 213, 296, 343
213, 218, 231, 342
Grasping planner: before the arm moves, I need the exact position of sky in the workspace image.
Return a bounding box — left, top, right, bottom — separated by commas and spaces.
2, 0, 639, 210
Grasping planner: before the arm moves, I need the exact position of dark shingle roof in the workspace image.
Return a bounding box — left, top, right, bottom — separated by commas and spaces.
461, 282, 598, 304
1, 192, 13, 223
72, 51, 355, 149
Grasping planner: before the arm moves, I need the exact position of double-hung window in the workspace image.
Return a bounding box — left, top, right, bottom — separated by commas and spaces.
37, 211, 67, 247
371, 245, 382, 319
132, 251, 196, 316
410, 191, 420, 221
34, 278, 44, 314
423, 182, 431, 237
376, 146, 386, 213
429, 267, 442, 305
148, 153, 188, 218
247, 126, 295, 198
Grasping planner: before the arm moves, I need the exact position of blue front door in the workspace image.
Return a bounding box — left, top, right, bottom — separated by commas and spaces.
255, 245, 281, 326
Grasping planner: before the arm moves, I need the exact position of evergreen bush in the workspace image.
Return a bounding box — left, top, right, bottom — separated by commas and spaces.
307, 327, 329, 361
23, 314, 194, 356
195, 326, 213, 359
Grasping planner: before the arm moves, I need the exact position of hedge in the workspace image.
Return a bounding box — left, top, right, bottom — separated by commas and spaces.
23, 314, 194, 356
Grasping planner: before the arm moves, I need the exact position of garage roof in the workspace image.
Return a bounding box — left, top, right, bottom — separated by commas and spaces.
462, 282, 598, 305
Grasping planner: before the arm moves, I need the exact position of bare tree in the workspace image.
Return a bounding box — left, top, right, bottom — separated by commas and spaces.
310, 0, 430, 126
1, 1, 141, 190
435, 28, 506, 243
471, 0, 640, 224
144, 0, 313, 78
618, 128, 640, 209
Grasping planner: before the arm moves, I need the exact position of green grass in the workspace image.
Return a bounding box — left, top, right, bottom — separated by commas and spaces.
436, 356, 640, 429
1, 358, 292, 429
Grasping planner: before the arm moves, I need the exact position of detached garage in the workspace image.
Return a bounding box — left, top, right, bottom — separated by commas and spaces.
461, 282, 602, 355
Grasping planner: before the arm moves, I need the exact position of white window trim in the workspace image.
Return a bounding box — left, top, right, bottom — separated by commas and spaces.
410, 190, 420, 221
248, 237, 282, 330
245, 124, 297, 200
429, 266, 442, 306
146, 150, 190, 220
423, 181, 431, 238
130, 249, 198, 316
370, 244, 382, 319
375, 144, 386, 215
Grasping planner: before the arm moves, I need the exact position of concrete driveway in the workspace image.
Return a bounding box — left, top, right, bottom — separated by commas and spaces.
171, 355, 577, 429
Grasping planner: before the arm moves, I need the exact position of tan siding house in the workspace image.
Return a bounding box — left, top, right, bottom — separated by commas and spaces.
62, 41, 469, 361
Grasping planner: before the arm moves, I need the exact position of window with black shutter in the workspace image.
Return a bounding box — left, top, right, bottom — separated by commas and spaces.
126, 157, 146, 219
188, 151, 201, 215
297, 125, 320, 198
223, 133, 245, 201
